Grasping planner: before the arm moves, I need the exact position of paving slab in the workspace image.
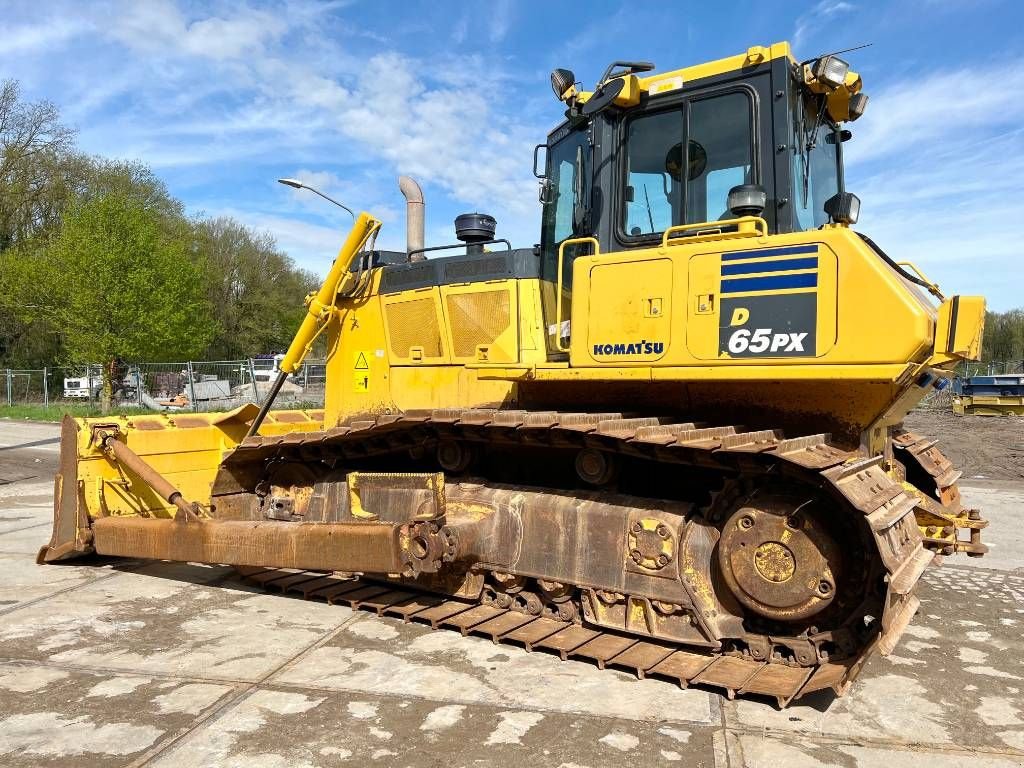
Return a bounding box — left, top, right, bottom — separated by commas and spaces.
0, 553, 114, 613
729, 731, 1024, 767
271, 599, 718, 725
0, 660, 238, 767
0, 483, 53, 533
148, 684, 720, 768
0, 522, 58, 554
726, 565, 1024, 756
960, 483, 1024, 573
0, 563, 353, 683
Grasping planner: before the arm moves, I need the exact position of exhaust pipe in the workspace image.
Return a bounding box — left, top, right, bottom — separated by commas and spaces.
398, 175, 425, 261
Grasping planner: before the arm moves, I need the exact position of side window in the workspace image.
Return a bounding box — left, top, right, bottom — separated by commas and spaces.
541, 127, 589, 284
553, 154, 576, 243
623, 110, 681, 236
686, 92, 754, 223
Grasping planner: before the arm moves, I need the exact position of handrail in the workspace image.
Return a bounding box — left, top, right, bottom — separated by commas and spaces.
896, 260, 945, 300
661, 216, 767, 248
555, 236, 600, 352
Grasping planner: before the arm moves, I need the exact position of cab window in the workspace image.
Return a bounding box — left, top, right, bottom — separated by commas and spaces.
621, 90, 755, 238
541, 126, 589, 285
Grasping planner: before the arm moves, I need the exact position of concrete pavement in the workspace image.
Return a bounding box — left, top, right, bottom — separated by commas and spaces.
0, 419, 1021, 767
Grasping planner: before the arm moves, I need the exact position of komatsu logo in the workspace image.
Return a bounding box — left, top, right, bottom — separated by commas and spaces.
593, 340, 665, 356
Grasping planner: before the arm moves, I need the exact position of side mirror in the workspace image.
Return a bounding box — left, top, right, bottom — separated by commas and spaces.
581, 77, 626, 117
728, 185, 767, 217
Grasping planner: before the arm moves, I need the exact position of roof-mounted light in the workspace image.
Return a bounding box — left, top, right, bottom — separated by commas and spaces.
848, 92, 869, 121
811, 55, 850, 90
550, 68, 576, 101
825, 191, 860, 225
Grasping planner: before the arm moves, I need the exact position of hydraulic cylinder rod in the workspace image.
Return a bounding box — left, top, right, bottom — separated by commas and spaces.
247, 211, 380, 438
100, 432, 200, 520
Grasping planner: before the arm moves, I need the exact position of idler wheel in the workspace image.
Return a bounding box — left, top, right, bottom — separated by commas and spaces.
717, 493, 841, 622
575, 449, 617, 486
437, 439, 474, 473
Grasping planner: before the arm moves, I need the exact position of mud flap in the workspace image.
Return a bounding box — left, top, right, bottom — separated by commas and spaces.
36, 415, 94, 563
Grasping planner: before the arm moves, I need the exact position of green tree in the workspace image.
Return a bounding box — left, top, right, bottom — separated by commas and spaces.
192, 217, 318, 358
43, 192, 215, 412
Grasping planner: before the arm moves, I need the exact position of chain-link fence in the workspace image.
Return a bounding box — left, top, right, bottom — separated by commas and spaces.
0, 359, 327, 413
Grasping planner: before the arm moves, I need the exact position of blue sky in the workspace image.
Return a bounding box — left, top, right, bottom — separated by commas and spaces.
3, 0, 1021, 309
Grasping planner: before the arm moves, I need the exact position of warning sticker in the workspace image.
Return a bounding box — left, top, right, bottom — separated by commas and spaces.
353, 350, 370, 393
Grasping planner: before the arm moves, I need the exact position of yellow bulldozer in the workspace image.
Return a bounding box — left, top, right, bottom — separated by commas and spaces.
40, 42, 988, 707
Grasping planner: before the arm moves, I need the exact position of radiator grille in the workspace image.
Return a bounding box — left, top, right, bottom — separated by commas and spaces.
446, 290, 510, 358
385, 298, 442, 358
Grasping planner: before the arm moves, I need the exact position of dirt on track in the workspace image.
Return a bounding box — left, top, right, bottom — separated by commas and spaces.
904, 408, 1024, 482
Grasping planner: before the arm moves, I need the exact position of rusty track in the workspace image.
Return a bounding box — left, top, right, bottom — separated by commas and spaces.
235, 565, 850, 708
219, 409, 948, 706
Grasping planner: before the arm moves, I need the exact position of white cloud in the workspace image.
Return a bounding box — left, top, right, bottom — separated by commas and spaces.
489, 0, 514, 43
793, 1, 857, 50
210, 206, 362, 272
847, 62, 1024, 310
107, 0, 288, 60
0, 17, 85, 56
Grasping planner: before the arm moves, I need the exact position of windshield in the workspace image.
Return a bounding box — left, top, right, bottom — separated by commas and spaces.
792, 90, 842, 230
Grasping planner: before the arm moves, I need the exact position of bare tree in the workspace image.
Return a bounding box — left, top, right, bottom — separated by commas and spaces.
0, 80, 76, 249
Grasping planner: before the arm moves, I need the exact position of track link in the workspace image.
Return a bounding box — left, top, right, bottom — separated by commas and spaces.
221, 409, 952, 706
235, 565, 843, 708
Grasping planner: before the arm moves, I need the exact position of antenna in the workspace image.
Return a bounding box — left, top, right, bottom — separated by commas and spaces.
801, 42, 873, 66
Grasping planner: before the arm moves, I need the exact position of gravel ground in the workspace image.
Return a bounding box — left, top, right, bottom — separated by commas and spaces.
905, 409, 1024, 482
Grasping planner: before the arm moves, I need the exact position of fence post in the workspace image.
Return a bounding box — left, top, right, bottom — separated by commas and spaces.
187, 361, 198, 413
248, 359, 259, 404
5, 369, 11, 407
43, 368, 49, 408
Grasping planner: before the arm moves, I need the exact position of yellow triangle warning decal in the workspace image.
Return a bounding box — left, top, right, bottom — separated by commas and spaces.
354, 352, 370, 370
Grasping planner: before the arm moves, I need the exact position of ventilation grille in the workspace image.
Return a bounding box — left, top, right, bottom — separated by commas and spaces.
385, 298, 442, 358
446, 290, 510, 358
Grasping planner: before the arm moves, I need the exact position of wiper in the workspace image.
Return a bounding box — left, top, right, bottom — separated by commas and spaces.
642, 183, 656, 232
801, 94, 828, 206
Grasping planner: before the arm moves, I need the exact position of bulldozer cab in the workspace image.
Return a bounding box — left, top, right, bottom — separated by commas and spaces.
538, 45, 850, 352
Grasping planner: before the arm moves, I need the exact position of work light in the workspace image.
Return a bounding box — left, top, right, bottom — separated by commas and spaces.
811, 55, 850, 89
551, 68, 576, 100
848, 92, 869, 121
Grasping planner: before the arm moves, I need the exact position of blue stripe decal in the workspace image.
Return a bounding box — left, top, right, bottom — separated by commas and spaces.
720, 244, 818, 261
721, 273, 818, 293
721, 257, 818, 276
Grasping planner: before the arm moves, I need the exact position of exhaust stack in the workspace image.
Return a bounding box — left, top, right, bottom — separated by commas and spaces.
398, 176, 425, 261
